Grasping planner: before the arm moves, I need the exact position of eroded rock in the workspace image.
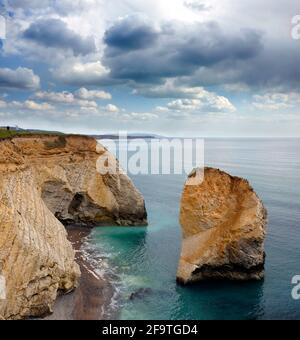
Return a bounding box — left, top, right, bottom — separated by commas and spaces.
0, 135, 147, 319
177, 167, 267, 285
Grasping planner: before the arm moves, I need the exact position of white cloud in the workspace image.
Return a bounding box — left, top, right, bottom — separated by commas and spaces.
134, 80, 235, 106
0, 67, 40, 90
35, 90, 99, 108
75, 87, 112, 100
35, 91, 74, 103
78, 99, 98, 108
167, 99, 201, 111
144, 81, 236, 114
54, 61, 110, 86
22, 100, 54, 111
105, 104, 120, 113
155, 106, 170, 112
9, 100, 54, 111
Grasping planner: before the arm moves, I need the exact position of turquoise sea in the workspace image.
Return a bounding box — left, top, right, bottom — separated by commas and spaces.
86, 138, 300, 320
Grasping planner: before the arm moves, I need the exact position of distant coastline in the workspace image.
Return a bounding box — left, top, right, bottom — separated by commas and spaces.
91, 134, 163, 140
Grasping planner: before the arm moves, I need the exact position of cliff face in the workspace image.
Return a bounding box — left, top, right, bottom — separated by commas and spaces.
177, 167, 267, 285
0, 135, 147, 319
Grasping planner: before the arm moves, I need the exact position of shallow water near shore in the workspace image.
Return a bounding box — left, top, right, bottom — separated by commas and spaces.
85, 138, 300, 320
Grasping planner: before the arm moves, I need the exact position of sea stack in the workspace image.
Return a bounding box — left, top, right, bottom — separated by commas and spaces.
177, 167, 267, 285
0, 135, 147, 320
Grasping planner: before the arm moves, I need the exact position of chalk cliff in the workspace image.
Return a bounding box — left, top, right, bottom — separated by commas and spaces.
177, 167, 267, 285
0, 135, 147, 319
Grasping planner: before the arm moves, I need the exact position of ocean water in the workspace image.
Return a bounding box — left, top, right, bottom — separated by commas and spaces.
86, 138, 300, 320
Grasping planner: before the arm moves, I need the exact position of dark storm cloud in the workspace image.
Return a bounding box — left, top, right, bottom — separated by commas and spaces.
23, 18, 96, 56
243, 47, 300, 90
103, 19, 263, 83
104, 16, 159, 52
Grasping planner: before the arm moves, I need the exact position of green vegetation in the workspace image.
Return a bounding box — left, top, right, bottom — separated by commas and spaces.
0, 128, 64, 140
0, 130, 31, 139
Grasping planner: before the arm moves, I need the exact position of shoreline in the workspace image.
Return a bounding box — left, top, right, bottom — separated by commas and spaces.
44, 226, 116, 320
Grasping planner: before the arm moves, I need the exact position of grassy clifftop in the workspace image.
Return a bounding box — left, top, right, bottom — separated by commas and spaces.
0, 129, 64, 140
0, 130, 31, 139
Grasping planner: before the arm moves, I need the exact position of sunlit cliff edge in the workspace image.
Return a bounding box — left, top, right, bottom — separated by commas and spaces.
0, 134, 147, 319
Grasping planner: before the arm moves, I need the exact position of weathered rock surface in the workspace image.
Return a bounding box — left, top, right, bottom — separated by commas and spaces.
177, 167, 267, 285
0, 135, 147, 319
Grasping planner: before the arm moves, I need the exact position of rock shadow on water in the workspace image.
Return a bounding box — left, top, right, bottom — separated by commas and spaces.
175, 279, 265, 320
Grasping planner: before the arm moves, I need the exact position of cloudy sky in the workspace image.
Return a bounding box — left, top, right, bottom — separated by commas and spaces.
0, 0, 299, 136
